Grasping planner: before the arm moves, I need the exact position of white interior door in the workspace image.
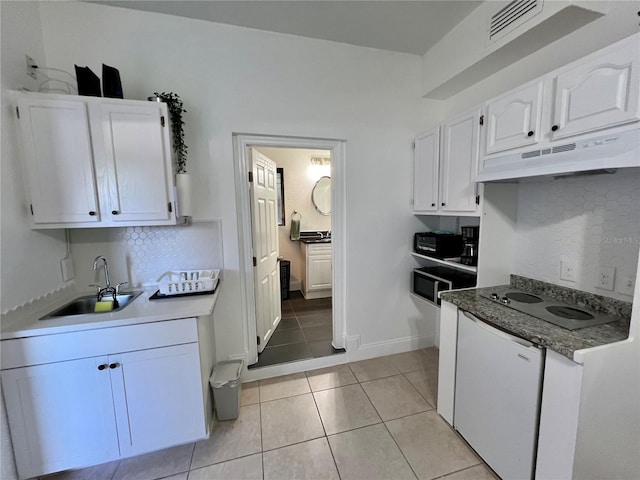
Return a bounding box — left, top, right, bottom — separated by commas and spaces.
249, 148, 281, 352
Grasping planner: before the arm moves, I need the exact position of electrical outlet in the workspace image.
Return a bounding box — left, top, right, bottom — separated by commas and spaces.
560, 261, 576, 282
596, 266, 615, 291
25, 55, 37, 79
619, 274, 635, 297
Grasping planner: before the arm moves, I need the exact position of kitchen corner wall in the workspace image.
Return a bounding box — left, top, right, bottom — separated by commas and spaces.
514, 170, 640, 302
70, 222, 223, 289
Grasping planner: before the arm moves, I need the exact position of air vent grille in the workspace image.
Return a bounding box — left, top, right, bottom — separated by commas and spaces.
489, 0, 543, 42
521, 150, 541, 159
553, 143, 576, 154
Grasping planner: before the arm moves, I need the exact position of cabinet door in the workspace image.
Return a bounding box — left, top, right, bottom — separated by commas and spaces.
484, 80, 543, 155
109, 343, 206, 457
16, 97, 100, 225
551, 47, 640, 140
413, 127, 440, 213
441, 109, 480, 212
101, 103, 175, 224
308, 254, 332, 290
1, 357, 119, 479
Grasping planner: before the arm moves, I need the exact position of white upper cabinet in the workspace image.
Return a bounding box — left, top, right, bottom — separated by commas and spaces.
440, 109, 480, 213
550, 45, 640, 141
483, 80, 543, 155
480, 34, 639, 160
413, 127, 440, 213
16, 97, 100, 225
100, 104, 174, 224
413, 111, 480, 216
14, 92, 176, 229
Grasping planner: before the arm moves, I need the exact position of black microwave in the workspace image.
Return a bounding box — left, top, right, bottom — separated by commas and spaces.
412, 266, 476, 306
414, 232, 463, 259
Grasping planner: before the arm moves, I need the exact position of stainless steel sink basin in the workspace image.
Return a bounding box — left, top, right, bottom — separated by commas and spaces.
40, 292, 143, 320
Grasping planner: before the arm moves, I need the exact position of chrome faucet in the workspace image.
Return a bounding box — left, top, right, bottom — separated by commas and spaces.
91, 256, 127, 301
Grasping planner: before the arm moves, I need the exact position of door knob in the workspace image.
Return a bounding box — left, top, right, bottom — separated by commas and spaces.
431, 203, 436, 207
111, 210, 120, 215
109, 363, 120, 369
89, 211, 96, 216
551, 125, 559, 132
97, 364, 107, 371
527, 131, 534, 137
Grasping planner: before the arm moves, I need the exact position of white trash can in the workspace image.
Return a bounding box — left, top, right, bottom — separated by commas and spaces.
209, 359, 243, 421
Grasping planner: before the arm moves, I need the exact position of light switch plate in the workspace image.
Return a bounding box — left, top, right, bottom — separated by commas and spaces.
61, 258, 74, 281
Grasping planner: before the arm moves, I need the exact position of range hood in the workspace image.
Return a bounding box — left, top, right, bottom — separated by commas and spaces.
475, 128, 640, 182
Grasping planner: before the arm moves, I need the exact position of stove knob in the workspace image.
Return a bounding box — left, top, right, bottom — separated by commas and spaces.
500, 297, 510, 305
490, 293, 499, 300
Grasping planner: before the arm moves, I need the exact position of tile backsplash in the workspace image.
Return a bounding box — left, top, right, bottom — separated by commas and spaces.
70, 221, 223, 290
514, 170, 640, 301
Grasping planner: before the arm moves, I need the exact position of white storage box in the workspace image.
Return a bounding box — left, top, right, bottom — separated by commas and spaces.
157, 269, 220, 296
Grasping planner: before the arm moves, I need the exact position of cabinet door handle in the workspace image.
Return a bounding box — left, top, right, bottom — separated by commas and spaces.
551, 125, 559, 132
111, 210, 120, 215
441, 202, 446, 207
97, 364, 107, 371
109, 363, 120, 369
89, 211, 96, 216
431, 203, 436, 207
527, 130, 534, 137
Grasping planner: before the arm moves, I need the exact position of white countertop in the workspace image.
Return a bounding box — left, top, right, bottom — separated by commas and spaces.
1, 284, 220, 340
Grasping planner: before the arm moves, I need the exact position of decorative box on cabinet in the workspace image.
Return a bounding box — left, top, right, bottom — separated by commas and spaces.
1, 318, 208, 479
13, 92, 176, 229
414, 109, 481, 215
301, 242, 332, 299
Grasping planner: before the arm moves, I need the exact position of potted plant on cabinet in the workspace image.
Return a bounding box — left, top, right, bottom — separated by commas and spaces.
150, 91, 192, 217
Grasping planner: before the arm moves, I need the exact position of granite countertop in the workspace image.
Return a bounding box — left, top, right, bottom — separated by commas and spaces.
1, 283, 220, 340
440, 277, 631, 361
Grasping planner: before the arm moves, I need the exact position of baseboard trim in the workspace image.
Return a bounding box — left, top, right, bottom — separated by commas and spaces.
347, 334, 436, 362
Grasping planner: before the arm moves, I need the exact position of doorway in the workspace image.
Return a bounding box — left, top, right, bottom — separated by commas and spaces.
233, 135, 346, 369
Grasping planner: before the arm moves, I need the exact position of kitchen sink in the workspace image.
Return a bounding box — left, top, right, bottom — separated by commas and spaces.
40, 292, 143, 320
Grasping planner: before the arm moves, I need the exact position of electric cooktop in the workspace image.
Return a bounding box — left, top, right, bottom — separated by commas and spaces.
480, 287, 620, 330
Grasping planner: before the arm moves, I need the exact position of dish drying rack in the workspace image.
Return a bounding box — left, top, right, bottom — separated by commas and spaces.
157, 269, 220, 296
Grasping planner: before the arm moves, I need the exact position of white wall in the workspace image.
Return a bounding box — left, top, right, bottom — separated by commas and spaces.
256, 147, 331, 289
36, 2, 426, 360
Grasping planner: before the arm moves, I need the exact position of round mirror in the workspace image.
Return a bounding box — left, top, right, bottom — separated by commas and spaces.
312, 176, 331, 215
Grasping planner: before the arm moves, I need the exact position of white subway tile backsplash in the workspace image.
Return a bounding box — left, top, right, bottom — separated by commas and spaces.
514, 170, 640, 301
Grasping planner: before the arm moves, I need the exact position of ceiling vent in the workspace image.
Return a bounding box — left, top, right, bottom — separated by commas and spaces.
489, 0, 544, 44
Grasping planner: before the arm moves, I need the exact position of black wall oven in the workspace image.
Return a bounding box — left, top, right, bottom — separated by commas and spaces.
412, 266, 477, 306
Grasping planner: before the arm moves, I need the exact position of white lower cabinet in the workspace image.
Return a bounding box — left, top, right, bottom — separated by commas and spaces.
301, 242, 332, 299
2, 357, 120, 479
1, 319, 208, 479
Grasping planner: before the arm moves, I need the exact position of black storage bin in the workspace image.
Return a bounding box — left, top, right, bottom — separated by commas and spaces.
280, 260, 291, 300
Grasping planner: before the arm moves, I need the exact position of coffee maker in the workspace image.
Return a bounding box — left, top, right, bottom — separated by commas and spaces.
460, 226, 479, 266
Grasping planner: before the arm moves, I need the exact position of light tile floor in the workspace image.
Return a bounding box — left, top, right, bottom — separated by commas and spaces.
43, 348, 498, 480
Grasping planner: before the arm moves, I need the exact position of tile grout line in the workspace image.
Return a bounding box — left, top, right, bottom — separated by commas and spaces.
184, 441, 196, 479
382, 419, 421, 480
